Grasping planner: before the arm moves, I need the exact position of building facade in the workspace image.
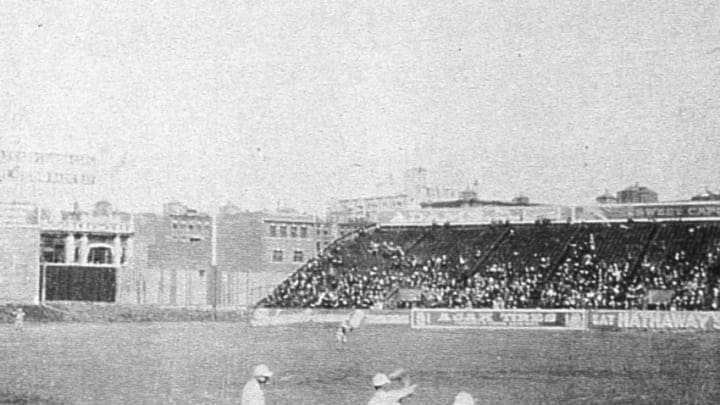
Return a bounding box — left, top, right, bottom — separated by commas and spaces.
0, 203, 42, 303
616, 184, 659, 204
596, 190, 618, 204
328, 166, 461, 224
131, 202, 212, 306
691, 190, 720, 201
40, 201, 134, 303
215, 206, 335, 306
0, 201, 135, 305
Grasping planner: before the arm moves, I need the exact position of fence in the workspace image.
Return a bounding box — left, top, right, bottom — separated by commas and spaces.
250, 307, 720, 332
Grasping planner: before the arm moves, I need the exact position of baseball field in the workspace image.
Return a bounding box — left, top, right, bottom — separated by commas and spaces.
1, 322, 718, 404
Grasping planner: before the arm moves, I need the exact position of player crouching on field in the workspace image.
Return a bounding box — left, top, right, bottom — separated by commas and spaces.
367, 368, 416, 405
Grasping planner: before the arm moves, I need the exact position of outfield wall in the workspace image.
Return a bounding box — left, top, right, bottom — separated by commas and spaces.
587, 310, 720, 331
410, 308, 587, 330
250, 308, 409, 326
251, 308, 720, 332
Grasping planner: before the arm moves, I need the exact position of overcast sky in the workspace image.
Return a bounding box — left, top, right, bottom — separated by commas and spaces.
1, 0, 719, 214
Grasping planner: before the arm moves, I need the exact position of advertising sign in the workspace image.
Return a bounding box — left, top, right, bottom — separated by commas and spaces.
574, 202, 720, 222
0, 149, 97, 185
588, 311, 720, 331
0, 202, 38, 226
410, 309, 587, 330
378, 205, 564, 226
250, 308, 409, 327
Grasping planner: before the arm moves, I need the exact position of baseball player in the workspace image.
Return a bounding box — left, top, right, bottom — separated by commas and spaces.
367, 368, 416, 405
336, 319, 352, 344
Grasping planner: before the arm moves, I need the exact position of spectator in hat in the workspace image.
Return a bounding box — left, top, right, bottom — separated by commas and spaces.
242, 364, 273, 405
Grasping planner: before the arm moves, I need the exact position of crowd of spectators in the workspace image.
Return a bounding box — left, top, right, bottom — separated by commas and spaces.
260, 222, 720, 311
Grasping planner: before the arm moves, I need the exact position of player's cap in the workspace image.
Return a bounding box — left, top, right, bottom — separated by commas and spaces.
253, 364, 273, 378
453, 391, 475, 405
372, 373, 391, 387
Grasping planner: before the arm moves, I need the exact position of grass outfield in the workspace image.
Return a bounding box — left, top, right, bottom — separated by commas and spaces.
0, 322, 718, 405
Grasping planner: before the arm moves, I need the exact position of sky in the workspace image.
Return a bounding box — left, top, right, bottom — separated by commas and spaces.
1, 0, 719, 214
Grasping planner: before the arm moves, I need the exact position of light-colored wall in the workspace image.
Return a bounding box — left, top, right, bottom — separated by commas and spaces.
0, 226, 40, 304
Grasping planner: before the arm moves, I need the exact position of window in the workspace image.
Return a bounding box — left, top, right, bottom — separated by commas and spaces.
272, 249, 283, 262
300, 226, 308, 238
269, 224, 277, 237
290, 226, 297, 238
88, 246, 113, 264
279, 225, 287, 238
40, 235, 65, 263
293, 250, 304, 262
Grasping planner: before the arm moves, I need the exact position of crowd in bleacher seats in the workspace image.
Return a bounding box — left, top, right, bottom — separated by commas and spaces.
260, 222, 720, 311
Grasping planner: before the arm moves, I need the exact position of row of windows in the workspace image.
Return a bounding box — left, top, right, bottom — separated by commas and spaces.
340, 199, 407, 212
271, 249, 305, 263
267, 224, 331, 238
166, 235, 204, 243
40, 246, 127, 265
172, 221, 211, 232
268, 224, 308, 238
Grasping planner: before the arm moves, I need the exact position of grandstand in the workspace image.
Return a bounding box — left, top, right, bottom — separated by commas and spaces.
260, 220, 720, 311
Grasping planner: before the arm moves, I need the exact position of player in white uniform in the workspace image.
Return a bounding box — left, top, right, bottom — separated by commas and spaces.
336, 319, 352, 344
241, 364, 273, 405
367, 369, 416, 405
337, 309, 365, 344
13, 308, 25, 330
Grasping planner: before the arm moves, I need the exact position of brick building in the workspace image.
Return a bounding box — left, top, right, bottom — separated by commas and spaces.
616, 184, 659, 204
1, 198, 337, 307
215, 205, 335, 306
131, 202, 212, 306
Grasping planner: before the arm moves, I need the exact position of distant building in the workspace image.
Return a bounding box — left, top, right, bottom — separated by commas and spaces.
512, 195, 530, 205
459, 188, 478, 200
691, 190, 720, 201
215, 206, 335, 306
329, 194, 412, 224
421, 198, 538, 209
36, 201, 133, 304
617, 184, 658, 204
596, 190, 618, 204
328, 167, 460, 223
132, 202, 212, 306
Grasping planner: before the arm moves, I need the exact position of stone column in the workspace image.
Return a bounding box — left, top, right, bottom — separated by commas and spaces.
124, 237, 133, 265
78, 234, 89, 265
64, 234, 75, 264
112, 234, 122, 266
